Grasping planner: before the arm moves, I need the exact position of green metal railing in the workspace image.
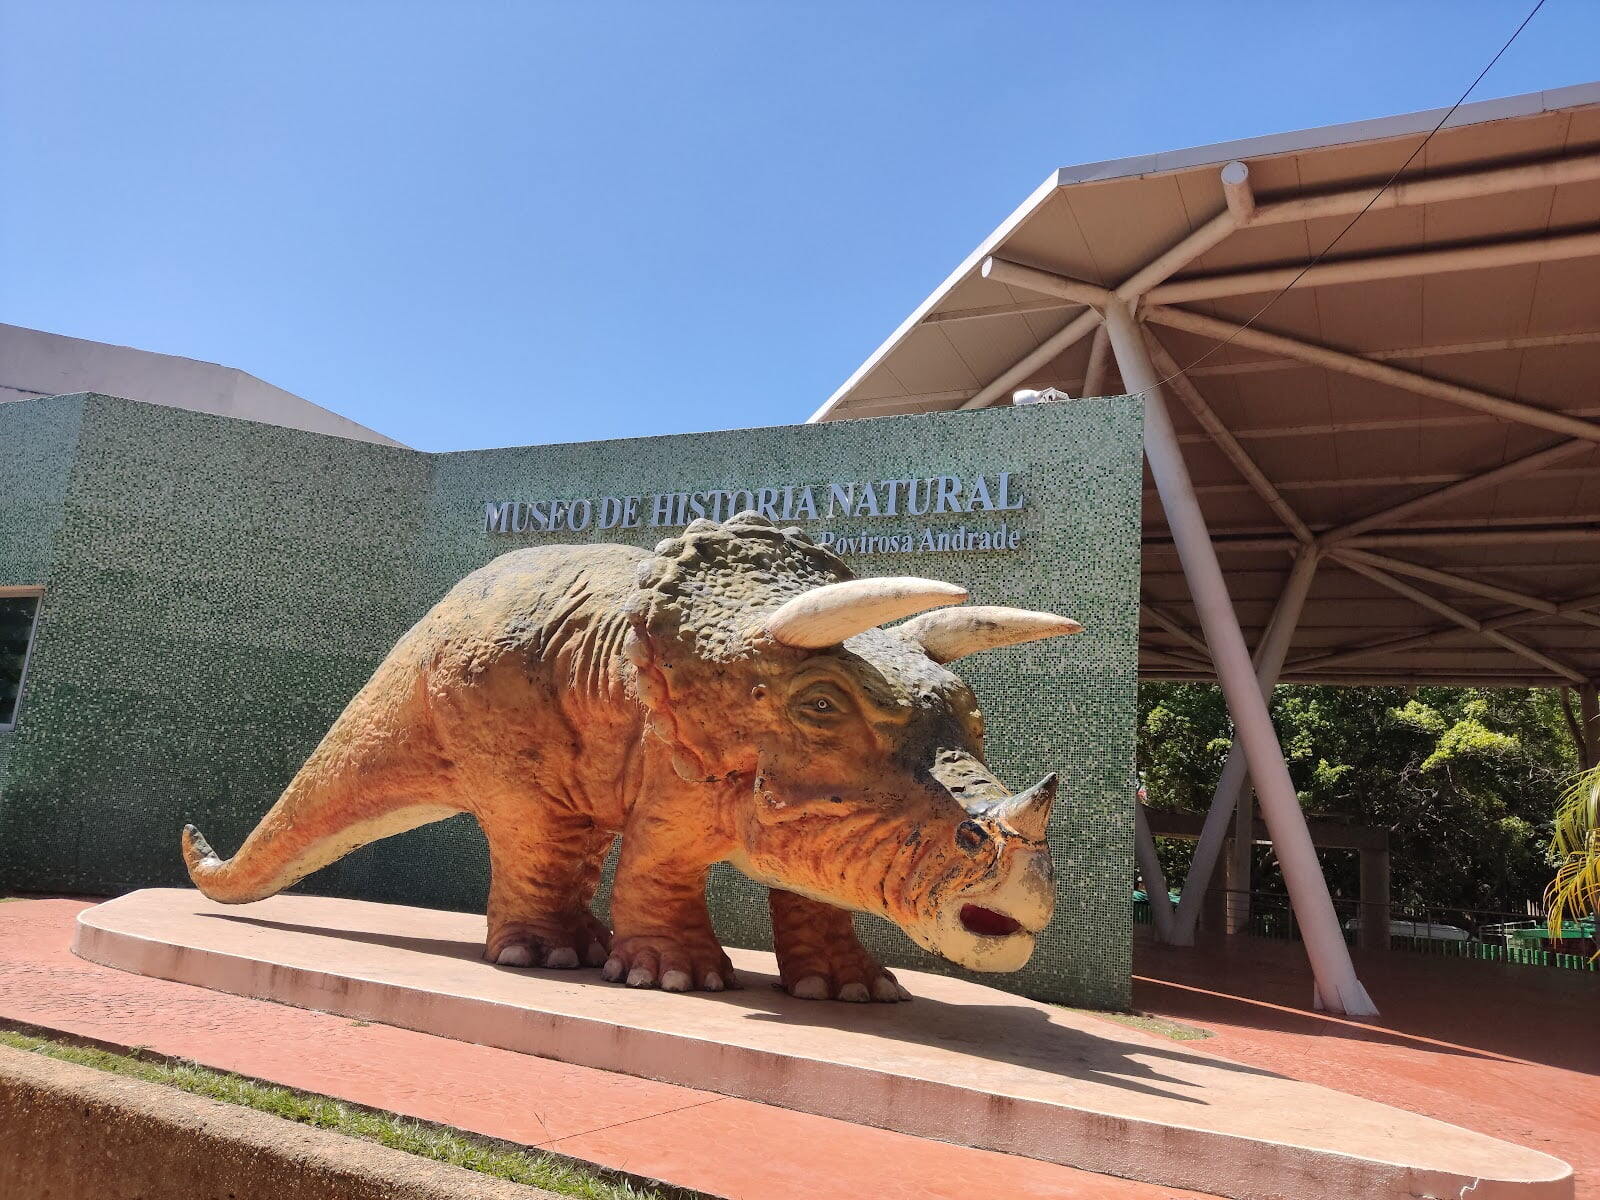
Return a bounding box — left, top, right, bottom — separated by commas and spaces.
1133, 888, 1599, 972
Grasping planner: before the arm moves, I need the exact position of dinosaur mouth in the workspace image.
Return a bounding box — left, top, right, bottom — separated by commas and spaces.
959, 904, 1023, 937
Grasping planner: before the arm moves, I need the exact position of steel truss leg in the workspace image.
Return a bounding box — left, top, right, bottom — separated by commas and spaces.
1133, 802, 1177, 942
1103, 298, 1376, 1016
1170, 548, 1320, 945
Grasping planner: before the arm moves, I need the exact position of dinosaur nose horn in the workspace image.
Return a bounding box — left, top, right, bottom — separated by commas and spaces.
993, 773, 1057, 840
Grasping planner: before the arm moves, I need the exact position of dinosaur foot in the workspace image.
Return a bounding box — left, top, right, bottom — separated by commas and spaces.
486, 911, 611, 970
778, 942, 911, 1003
601, 934, 738, 993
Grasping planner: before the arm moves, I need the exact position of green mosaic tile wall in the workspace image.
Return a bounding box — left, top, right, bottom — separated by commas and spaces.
0, 395, 85, 795
0, 392, 1141, 1007
0, 395, 431, 892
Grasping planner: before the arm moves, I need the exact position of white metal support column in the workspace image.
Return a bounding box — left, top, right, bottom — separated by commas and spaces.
1102, 297, 1376, 1016
1133, 803, 1177, 941
1170, 547, 1320, 945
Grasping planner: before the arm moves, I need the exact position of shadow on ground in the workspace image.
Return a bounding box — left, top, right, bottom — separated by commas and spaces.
207, 911, 1285, 1106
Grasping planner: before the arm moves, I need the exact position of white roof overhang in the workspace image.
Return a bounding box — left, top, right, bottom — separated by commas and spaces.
813, 83, 1600, 690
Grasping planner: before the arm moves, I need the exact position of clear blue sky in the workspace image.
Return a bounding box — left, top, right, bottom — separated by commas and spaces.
3, 2, 1596, 451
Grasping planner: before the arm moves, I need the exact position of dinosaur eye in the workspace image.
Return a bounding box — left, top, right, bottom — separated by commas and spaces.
954, 820, 988, 853
793, 683, 852, 724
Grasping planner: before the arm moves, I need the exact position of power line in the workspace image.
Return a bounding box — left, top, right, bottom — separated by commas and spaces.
1150, 0, 1549, 390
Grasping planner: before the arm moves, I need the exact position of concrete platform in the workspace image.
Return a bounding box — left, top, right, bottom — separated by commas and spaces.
0, 898, 1212, 1200
75, 889, 1573, 1200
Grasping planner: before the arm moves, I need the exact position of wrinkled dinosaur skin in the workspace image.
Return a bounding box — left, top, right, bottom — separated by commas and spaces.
183, 515, 1059, 1002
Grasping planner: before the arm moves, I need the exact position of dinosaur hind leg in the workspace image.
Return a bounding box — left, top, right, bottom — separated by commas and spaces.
479, 804, 616, 969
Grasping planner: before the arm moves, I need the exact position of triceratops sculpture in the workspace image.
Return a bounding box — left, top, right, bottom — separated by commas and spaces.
183, 514, 1080, 1002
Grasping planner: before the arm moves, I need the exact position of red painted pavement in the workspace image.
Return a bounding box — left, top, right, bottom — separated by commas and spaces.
0, 900, 1212, 1200
1133, 928, 1599, 1199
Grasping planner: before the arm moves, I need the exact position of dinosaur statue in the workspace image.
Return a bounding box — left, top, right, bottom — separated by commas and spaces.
182, 513, 1080, 1002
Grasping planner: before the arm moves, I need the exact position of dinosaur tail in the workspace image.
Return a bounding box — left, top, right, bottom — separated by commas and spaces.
182, 673, 459, 905
182, 775, 459, 904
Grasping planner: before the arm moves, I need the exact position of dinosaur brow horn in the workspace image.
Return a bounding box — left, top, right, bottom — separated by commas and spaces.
763, 578, 968, 649
898, 606, 1082, 663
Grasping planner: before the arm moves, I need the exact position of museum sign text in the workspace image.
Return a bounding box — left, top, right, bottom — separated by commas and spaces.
485, 472, 1026, 554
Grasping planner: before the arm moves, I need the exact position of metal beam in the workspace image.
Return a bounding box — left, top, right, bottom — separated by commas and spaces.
1145, 305, 1600, 444
1144, 466, 1600, 503
1147, 228, 1600, 305
960, 309, 1101, 410
1105, 294, 1374, 1015
1114, 169, 1251, 304
1143, 646, 1214, 671
1146, 525, 1600, 554
1178, 404, 1600, 443
1147, 670, 1572, 689
1286, 674, 1575, 688
1187, 329, 1600, 378
1319, 440, 1592, 545
1347, 526, 1600, 549
1133, 804, 1176, 942
1147, 468, 1582, 500
1250, 150, 1600, 228
1288, 620, 1527, 674
1081, 325, 1111, 397
1331, 549, 1600, 631
963, 162, 1254, 410
1329, 554, 1586, 683
1559, 590, 1600, 619
1285, 588, 1600, 674
1141, 602, 1212, 660
1171, 549, 1320, 946
980, 257, 1112, 306
1221, 160, 1255, 224
1143, 329, 1312, 543
922, 298, 1079, 326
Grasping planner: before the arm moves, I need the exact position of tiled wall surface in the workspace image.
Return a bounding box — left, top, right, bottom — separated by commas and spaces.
0, 392, 1141, 1007
0, 395, 429, 895
0, 396, 84, 793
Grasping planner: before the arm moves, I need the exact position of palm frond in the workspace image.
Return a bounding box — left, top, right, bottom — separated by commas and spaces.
1550, 765, 1600, 856
1545, 764, 1600, 953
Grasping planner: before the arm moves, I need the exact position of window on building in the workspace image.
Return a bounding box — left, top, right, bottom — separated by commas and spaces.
0, 592, 42, 731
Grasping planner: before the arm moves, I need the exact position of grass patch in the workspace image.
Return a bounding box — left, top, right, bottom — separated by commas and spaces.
1069, 1009, 1213, 1041
0, 1029, 673, 1200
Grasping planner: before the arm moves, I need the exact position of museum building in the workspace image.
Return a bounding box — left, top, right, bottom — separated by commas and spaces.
5, 82, 1600, 1017
0, 376, 1143, 1009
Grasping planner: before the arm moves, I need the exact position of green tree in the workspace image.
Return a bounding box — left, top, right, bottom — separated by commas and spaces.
1137, 683, 1575, 916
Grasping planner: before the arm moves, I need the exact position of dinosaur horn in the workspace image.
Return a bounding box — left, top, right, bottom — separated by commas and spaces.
898, 606, 1082, 663
764, 578, 967, 649
991, 773, 1057, 840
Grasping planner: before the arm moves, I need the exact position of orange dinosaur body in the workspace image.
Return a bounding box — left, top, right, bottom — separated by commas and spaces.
183, 515, 1078, 1001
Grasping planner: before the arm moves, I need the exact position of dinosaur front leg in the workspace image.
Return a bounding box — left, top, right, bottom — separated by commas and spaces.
605, 804, 735, 993
769, 889, 911, 1003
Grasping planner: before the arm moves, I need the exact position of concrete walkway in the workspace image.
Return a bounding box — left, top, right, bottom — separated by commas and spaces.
0, 899, 1212, 1200
70, 888, 1571, 1200
1133, 928, 1600, 1199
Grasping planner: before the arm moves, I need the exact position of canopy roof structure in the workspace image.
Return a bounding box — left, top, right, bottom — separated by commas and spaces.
812, 82, 1600, 693
811, 82, 1600, 1015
